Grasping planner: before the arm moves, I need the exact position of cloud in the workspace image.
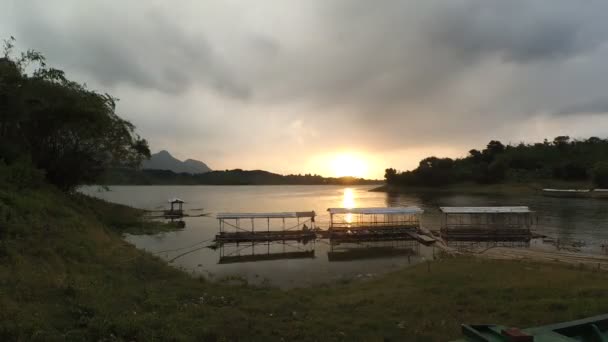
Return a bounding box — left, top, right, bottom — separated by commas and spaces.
3, 0, 608, 176
10, 1, 250, 98
556, 98, 608, 116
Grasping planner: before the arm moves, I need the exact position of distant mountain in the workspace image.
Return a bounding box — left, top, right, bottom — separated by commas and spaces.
141, 150, 211, 174
102, 168, 382, 185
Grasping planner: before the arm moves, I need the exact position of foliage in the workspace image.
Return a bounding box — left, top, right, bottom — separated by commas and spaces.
101, 168, 381, 185
592, 162, 608, 188
0, 158, 45, 190
386, 136, 608, 187
0, 37, 149, 191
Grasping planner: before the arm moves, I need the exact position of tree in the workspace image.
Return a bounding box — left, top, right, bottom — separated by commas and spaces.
0, 38, 150, 191
553, 135, 570, 147
485, 140, 505, 156
416, 157, 455, 186
384, 168, 397, 184
486, 159, 508, 183
592, 162, 608, 188
468, 149, 482, 160
553, 161, 587, 180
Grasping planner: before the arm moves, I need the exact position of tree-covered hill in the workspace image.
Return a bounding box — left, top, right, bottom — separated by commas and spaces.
385, 136, 608, 187
142, 150, 211, 174
102, 167, 380, 185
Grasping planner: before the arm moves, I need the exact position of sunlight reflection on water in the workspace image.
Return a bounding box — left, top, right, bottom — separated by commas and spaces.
80, 185, 608, 288
342, 188, 355, 223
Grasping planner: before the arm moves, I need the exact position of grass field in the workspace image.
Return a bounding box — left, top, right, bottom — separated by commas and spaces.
2, 185, 608, 341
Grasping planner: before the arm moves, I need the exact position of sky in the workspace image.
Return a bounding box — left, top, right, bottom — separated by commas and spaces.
3, 1, 608, 179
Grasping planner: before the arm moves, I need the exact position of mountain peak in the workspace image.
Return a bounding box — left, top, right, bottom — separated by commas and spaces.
142, 150, 211, 174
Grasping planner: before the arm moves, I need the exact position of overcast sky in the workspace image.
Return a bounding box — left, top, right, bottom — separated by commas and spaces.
3, 1, 608, 178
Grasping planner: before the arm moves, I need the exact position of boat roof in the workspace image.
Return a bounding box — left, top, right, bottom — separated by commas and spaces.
440, 206, 532, 214
168, 198, 185, 203
327, 207, 424, 215
542, 189, 590, 192
217, 211, 315, 219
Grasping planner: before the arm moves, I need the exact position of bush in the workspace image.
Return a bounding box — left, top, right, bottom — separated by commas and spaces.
0, 38, 150, 191
0, 159, 45, 190
592, 162, 608, 188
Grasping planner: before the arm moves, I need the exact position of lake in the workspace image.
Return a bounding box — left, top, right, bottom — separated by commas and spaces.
81, 185, 608, 288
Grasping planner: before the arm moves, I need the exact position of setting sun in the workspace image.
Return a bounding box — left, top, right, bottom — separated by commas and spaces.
331, 154, 368, 178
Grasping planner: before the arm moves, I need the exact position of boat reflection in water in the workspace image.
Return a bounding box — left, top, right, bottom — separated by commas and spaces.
218, 240, 315, 264
445, 237, 531, 252
328, 240, 420, 262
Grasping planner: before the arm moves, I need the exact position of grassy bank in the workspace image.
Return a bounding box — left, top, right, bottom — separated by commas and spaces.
2, 186, 608, 341
372, 180, 594, 196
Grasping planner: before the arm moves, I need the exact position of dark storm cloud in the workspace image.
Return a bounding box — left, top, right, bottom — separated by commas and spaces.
11, 2, 250, 98
556, 98, 608, 116
421, 2, 603, 63
8, 0, 608, 114
261, 0, 608, 115
3, 0, 608, 174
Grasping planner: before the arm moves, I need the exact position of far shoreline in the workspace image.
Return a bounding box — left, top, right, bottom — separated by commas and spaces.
370, 181, 594, 196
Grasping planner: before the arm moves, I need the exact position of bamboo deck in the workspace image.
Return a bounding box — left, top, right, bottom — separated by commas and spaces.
329, 226, 419, 242
441, 227, 531, 241
215, 230, 316, 243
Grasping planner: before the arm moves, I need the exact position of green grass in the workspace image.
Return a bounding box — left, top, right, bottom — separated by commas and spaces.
2, 185, 608, 341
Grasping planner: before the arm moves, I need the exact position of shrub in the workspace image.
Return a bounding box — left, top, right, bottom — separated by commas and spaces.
0, 159, 45, 190
592, 162, 608, 188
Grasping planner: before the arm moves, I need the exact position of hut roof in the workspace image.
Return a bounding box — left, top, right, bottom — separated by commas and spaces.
327, 207, 423, 215
168, 198, 185, 203
440, 206, 532, 214
217, 211, 315, 219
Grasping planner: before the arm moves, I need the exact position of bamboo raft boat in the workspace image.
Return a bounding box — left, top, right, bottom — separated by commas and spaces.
440, 206, 534, 240
215, 211, 317, 243
327, 207, 424, 242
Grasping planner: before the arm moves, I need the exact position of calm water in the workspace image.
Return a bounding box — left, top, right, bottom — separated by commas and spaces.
81, 185, 608, 288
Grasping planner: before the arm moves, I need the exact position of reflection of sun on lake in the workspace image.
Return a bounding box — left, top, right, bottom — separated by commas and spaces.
342, 188, 355, 223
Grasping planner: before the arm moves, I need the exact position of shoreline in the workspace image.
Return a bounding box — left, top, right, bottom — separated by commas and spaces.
370, 183, 542, 195
5, 187, 608, 340
371, 181, 598, 196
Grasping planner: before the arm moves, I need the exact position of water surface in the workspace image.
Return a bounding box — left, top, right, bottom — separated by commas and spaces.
82, 185, 608, 287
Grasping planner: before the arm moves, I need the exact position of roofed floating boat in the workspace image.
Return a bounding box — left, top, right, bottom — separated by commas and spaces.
440, 206, 534, 240
215, 211, 316, 243
327, 207, 424, 242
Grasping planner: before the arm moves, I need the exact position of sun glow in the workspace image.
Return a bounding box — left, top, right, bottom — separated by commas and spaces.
331, 154, 368, 178
342, 188, 356, 223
